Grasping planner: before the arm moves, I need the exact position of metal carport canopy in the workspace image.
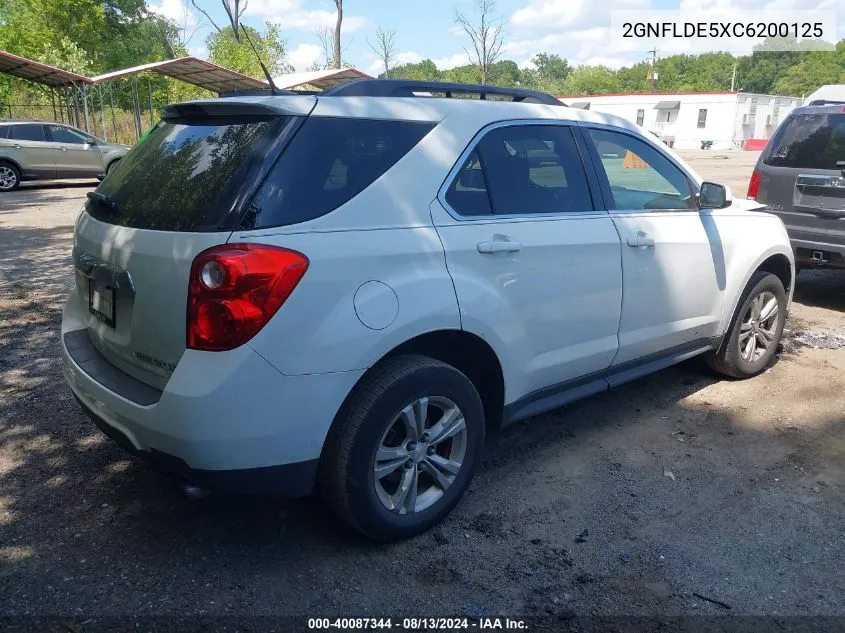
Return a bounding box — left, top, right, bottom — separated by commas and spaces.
0, 50, 92, 87
272, 68, 372, 91
90, 57, 268, 93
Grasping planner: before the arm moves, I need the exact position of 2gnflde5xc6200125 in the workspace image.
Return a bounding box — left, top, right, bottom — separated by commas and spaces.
61, 80, 795, 542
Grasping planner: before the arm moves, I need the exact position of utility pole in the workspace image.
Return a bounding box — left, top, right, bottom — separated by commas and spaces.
646, 48, 658, 92
730, 64, 737, 91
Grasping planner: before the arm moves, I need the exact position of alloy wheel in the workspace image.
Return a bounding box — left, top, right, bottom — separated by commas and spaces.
373, 396, 467, 515
0, 166, 17, 190
739, 290, 779, 362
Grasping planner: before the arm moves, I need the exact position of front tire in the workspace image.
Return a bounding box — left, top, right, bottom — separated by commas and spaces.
0, 162, 21, 192
707, 271, 787, 378
320, 355, 485, 542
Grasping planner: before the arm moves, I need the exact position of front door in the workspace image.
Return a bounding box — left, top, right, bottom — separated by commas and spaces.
9, 123, 55, 179
431, 122, 623, 403
46, 124, 104, 178
582, 126, 725, 366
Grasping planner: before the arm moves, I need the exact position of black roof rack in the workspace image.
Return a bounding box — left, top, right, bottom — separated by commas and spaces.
322, 79, 565, 106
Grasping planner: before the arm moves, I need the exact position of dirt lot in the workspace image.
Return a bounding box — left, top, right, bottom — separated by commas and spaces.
1, 155, 844, 622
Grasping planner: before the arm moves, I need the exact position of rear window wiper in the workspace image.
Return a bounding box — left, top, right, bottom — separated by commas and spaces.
87, 191, 120, 215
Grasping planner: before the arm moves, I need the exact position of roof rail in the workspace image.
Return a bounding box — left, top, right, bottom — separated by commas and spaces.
322, 79, 565, 106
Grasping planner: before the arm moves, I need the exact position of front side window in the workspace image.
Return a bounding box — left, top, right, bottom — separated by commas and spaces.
11, 124, 46, 142
587, 128, 695, 211
445, 124, 593, 216
0, 125, 9, 139
48, 125, 88, 144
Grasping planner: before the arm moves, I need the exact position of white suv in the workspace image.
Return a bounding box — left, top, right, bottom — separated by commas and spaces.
61, 80, 794, 541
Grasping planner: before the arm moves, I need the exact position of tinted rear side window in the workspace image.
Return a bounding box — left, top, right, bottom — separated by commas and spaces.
12, 124, 45, 142
89, 116, 287, 231
239, 117, 436, 229
764, 113, 845, 170
0, 125, 9, 139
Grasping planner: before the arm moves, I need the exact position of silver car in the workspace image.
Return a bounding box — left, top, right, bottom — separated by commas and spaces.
0, 120, 131, 192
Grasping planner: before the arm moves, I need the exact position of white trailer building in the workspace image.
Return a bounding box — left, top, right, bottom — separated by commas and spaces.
561, 91, 803, 151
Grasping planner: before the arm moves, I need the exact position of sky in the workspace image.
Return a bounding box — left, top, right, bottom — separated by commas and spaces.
147, 0, 843, 76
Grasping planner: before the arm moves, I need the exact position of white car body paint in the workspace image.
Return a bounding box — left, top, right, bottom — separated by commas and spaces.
61, 92, 794, 479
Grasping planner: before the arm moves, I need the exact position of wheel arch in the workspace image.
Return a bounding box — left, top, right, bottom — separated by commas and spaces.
0, 157, 22, 173
327, 329, 506, 444
719, 246, 794, 336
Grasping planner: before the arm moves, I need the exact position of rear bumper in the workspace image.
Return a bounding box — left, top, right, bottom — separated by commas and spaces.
76, 395, 319, 496
790, 239, 845, 268
61, 290, 364, 496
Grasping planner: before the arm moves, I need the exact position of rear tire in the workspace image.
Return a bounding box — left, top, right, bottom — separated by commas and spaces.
320, 355, 485, 542
106, 160, 120, 176
0, 162, 20, 192
706, 271, 787, 378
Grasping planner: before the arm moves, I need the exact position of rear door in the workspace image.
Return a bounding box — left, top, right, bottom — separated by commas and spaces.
8, 123, 55, 178
582, 126, 724, 365
46, 124, 104, 177
71, 98, 314, 389
431, 122, 622, 402
755, 110, 845, 251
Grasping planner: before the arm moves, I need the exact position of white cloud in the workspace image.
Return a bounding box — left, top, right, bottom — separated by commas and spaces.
148, 0, 197, 30
286, 43, 323, 71
189, 44, 209, 60
245, 0, 367, 32
433, 52, 470, 70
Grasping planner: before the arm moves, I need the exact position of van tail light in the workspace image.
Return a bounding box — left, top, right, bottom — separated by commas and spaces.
187, 244, 308, 351
747, 169, 761, 200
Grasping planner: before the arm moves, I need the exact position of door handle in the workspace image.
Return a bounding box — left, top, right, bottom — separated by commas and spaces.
477, 236, 522, 254
13, 144, 21, 149
59, 146, 67, 151
627, 232, 655, 248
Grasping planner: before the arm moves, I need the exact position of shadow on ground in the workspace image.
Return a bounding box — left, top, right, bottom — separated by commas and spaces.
1, 226, 844, 619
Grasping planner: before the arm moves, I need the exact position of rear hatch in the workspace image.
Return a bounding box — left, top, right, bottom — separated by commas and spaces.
72, 97, 313, 390
755, 108, 845, 246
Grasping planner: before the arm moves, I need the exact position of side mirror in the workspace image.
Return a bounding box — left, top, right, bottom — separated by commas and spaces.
85, 137, 96, 146
700, 181, 731, 209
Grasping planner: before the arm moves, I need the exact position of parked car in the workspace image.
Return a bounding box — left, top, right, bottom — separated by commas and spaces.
61, 80, 794, 541
748, 104, 845, 269
0, 120, 131, 192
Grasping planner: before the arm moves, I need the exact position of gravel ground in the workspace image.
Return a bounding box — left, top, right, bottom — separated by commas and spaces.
1, 157, 844, 622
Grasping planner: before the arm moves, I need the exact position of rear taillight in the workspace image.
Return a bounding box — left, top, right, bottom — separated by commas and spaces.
747, 169, 761, 200
187, 244, 308, 351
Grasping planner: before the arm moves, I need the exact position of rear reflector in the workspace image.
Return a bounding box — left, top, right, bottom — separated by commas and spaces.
187, 244, 308, 351
747, 169, 761, 200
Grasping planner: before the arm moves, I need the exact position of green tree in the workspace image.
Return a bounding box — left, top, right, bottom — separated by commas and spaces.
391, 59, 441, 81
772, 40, 845, 96
561, 65, 621, 95
206, 22, 293, 79
522, 52, 571, 92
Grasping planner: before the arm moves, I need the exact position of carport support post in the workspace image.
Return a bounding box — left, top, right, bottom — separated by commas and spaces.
50, 89, 57, 122
98, 86, 107, 141
109, 85, 117, 141
81, 84, 90, 133
72, 86, 80, 129
147, 79, 154, 129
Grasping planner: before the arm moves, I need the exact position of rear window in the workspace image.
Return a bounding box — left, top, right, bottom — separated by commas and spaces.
239, 117, 436, 229
11, 124, 45, 142
88, 116, 288, 231
764, 113, 845, 170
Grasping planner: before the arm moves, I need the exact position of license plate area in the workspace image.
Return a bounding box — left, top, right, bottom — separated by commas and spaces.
88, 278, 116, 327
